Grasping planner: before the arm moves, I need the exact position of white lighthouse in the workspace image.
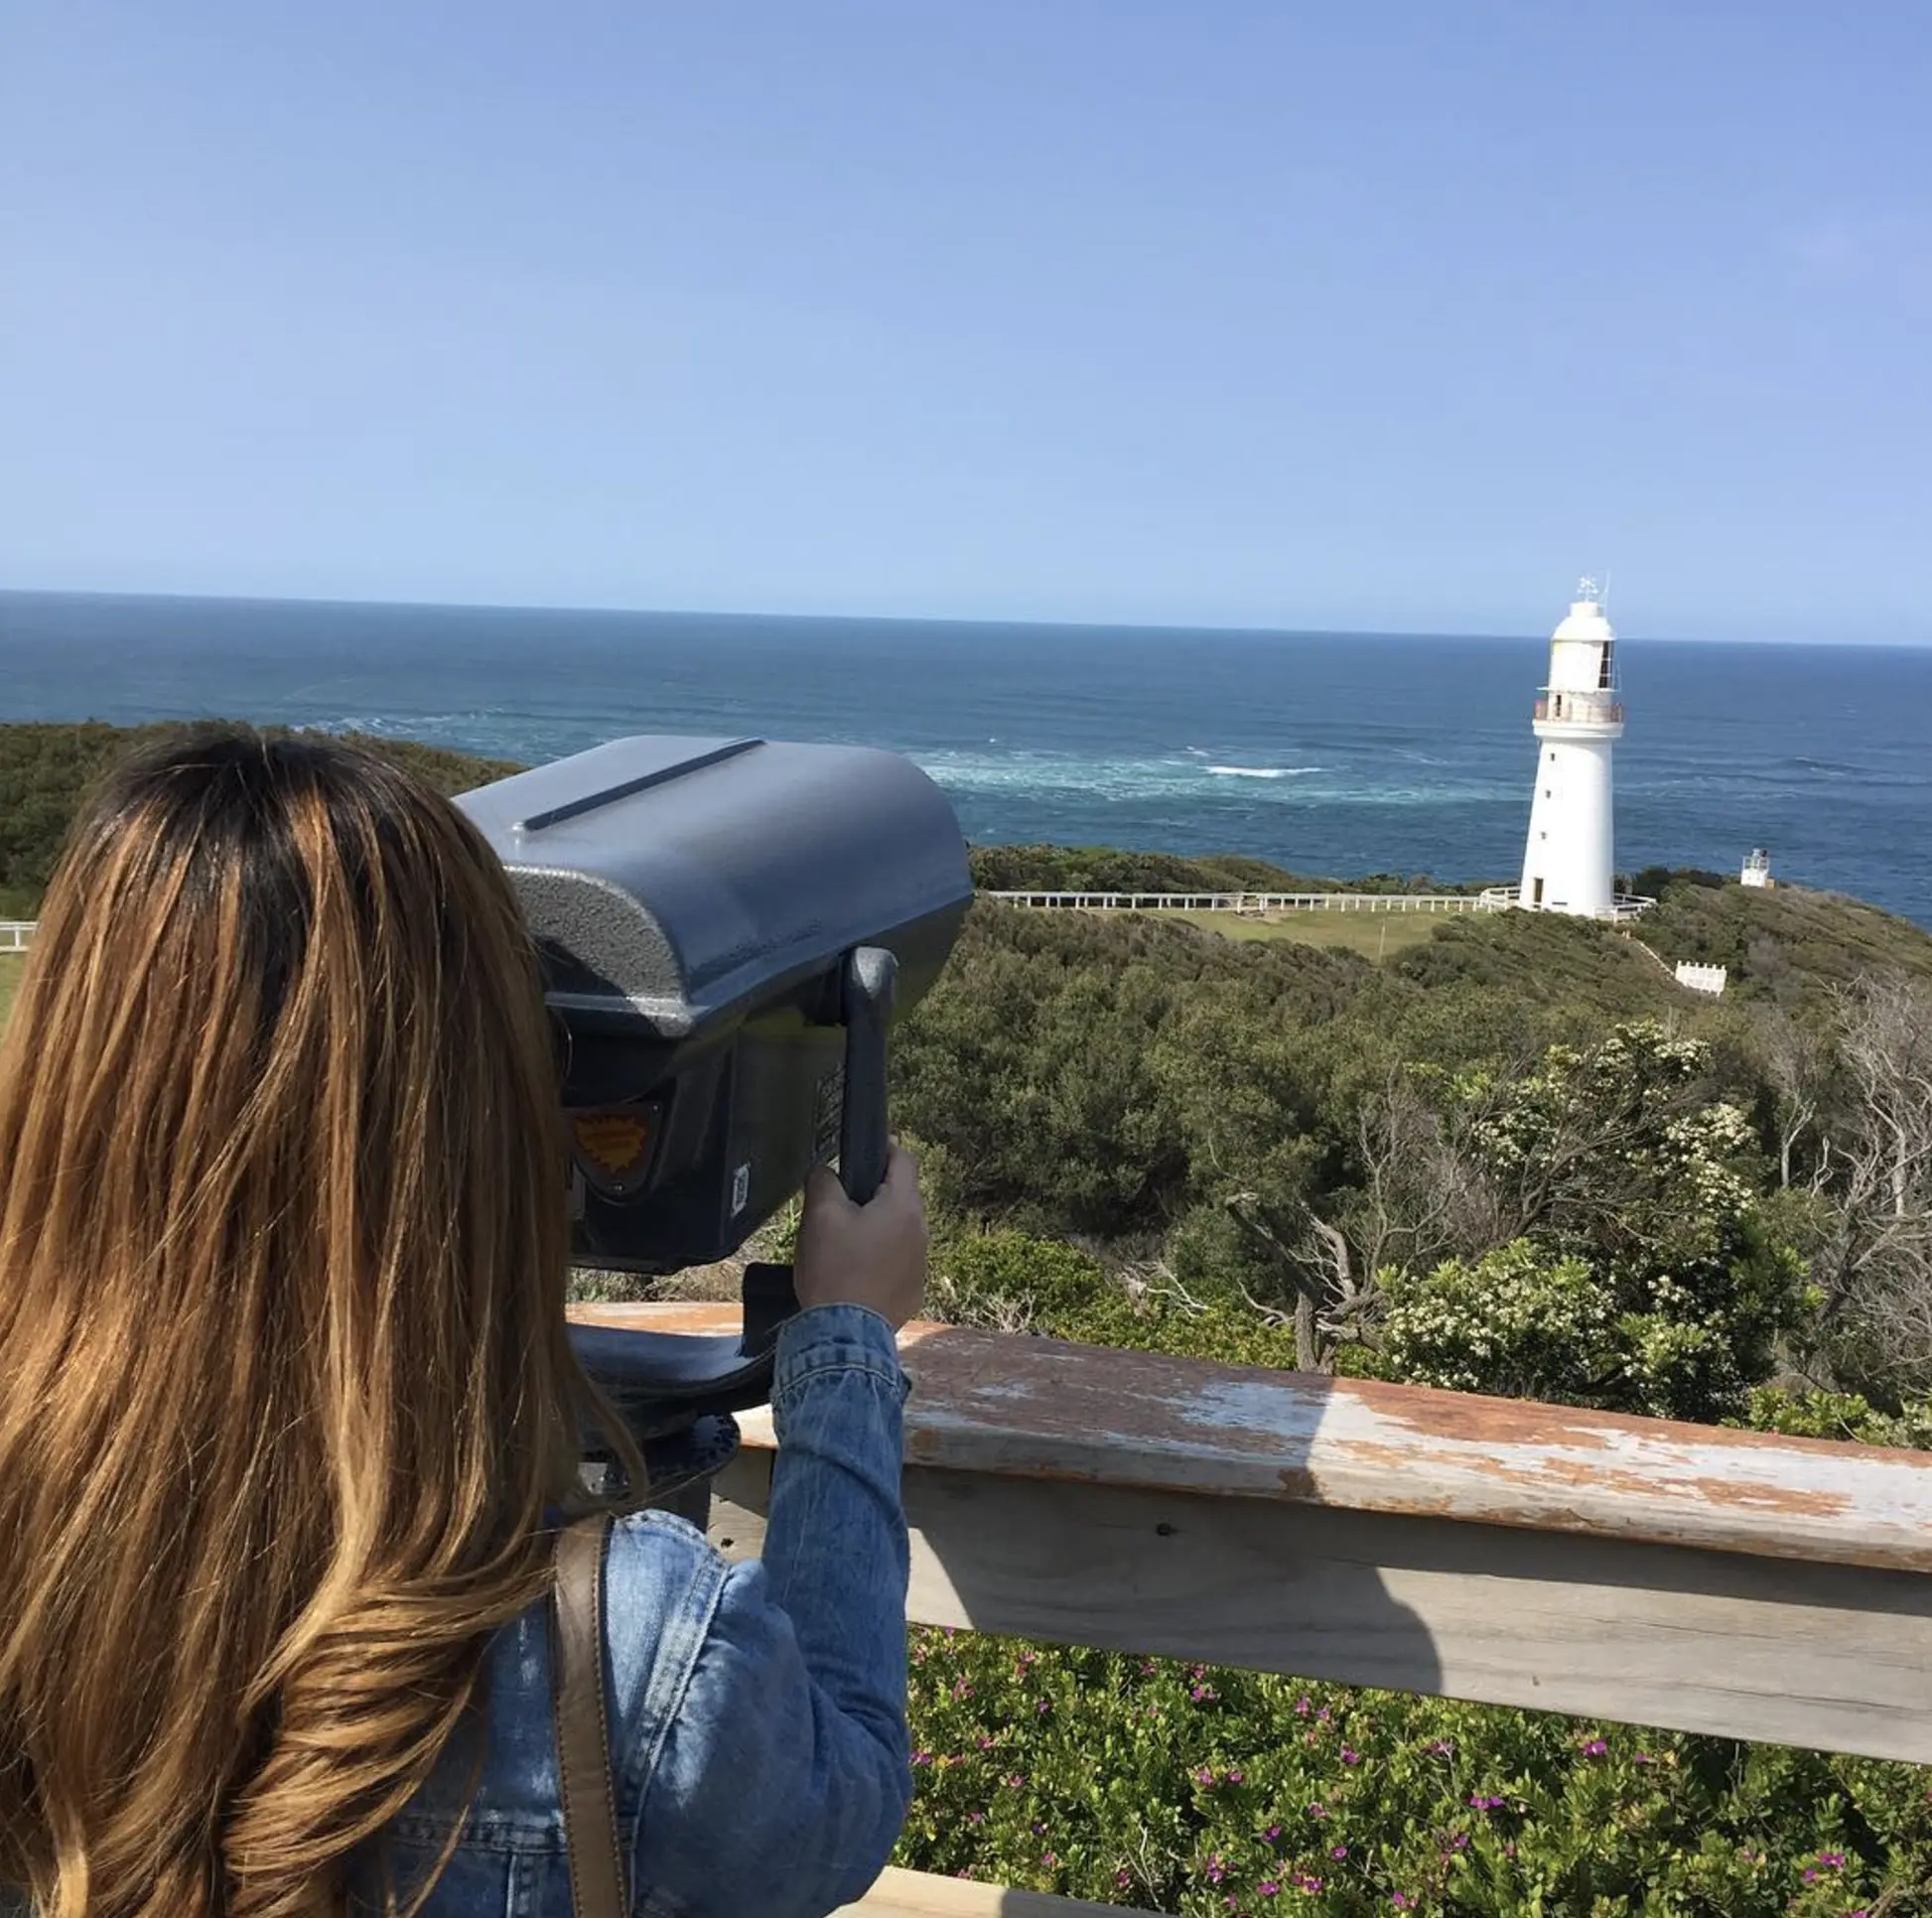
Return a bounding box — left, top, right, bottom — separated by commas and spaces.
1517, 579, 1623, 917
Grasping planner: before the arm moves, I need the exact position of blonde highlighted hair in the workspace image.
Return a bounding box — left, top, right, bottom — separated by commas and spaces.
0, 728, 614, 1917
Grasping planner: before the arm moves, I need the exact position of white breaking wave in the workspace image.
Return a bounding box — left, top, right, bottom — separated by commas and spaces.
912, 750, 1511, 810
1206, 764, 1324, 780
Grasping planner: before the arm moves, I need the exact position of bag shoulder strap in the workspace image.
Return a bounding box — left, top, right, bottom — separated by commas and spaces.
551, 1511, 627, 1918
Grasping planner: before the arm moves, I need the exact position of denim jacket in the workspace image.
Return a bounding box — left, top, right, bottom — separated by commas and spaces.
365, 1303, 913, 1918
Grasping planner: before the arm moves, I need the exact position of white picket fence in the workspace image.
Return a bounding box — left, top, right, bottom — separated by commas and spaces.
986, 890, 1495, 915
0, 922, 34, 953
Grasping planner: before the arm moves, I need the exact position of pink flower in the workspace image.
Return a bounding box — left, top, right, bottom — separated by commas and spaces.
1116, 1870, 1133, 1890
1204, 1855, 1227, 1885
1262, 1825, 1283, 1844
1196, 1767, 1217, 1786
1330, 1846, 1347, 1860
1340, 1747, 1362, 1765
1308, 1803, 1329, 1819
1580, 1737, 1609, 1757
1226, 1769, 1246, 1785
1295, 1697, 1312, 1716
910, 1751, 932, 1767
1258, 1882, 1281, 1898
1293, 1876, 1323, 1895
1392, 1898, 1417, 1912
1468, 1793, 1506, 1812
1040, 1851, 1056, 1868
1818, 1850, 1848, 1869
1427, 1739, 1454, 1758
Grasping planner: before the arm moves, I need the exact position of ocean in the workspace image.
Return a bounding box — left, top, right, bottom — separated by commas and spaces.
2, 590, 1928, 926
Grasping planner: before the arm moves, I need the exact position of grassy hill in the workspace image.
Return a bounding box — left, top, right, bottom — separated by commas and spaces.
1636, 870, 1932, 999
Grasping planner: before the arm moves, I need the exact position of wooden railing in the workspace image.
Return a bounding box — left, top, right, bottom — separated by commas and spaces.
573, 1302, 1932, 1915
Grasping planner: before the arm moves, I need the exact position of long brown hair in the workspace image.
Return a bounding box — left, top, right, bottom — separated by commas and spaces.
0, 728, 610, 1918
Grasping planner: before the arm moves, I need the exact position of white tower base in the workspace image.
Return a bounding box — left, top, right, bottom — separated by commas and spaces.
1520, 725, 1620, 915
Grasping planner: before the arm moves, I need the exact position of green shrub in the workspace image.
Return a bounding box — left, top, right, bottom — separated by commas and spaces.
1373, 1028, 1810, 1422
932, 1229, 1306, 1367
901, 1632, 1932, 1914
1742, 1386, 1932, 1450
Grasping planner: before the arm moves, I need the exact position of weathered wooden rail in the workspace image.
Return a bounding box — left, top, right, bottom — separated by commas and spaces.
574, 1302, 1932, 1914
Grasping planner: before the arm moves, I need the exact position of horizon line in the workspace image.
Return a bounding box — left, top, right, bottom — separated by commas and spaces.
1, 581, 1927, 651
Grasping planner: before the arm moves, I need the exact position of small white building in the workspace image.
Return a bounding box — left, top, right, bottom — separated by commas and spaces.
1675, 961, 1728, 996
1741, 848, 1772, 889
1518, 580, 1624, 917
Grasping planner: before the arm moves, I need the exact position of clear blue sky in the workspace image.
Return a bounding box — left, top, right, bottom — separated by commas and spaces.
2, 2, 1927, 642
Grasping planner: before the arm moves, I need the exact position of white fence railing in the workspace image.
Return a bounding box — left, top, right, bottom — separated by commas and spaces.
0, 922, 35, 952
986, 890, 1496, 915
1477, 886, 1653, 924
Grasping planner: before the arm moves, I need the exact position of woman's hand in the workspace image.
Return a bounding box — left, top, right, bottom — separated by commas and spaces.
792, 1145, 928, 1329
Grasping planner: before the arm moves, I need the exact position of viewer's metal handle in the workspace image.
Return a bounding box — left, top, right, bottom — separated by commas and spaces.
838, 945, 897, 1203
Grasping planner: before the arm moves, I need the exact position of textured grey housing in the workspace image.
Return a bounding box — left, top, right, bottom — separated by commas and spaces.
455, 735, 972, 1038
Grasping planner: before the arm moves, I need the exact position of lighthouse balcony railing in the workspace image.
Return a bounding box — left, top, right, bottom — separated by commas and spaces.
1533, 695, 1624, 726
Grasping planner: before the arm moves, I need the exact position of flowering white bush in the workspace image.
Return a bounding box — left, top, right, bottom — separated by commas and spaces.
1382, 1024, 1806, 1421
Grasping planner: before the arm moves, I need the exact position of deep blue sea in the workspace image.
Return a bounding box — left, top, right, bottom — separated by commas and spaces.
2, 590, 1928, 926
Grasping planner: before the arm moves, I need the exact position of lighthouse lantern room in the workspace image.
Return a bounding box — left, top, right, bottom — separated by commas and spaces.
1518, 579, 1624, 918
